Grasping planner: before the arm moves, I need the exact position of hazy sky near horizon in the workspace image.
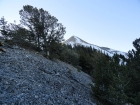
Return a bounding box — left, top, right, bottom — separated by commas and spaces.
0, 0, 140, 52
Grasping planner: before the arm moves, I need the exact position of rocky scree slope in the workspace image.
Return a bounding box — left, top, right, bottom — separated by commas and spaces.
0, 44, 96, 105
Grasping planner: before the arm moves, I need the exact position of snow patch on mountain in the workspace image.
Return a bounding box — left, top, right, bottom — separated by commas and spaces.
64, 36, 127, 57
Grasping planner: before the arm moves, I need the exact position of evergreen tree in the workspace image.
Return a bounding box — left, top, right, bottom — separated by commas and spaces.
0, 16, 8, 39
59, 45, 79, 66
92, 53, 111, 103
107, 54, 128, 105
74, 45, 96, 75
126, 38, 140, 104
19, 5, 66, 51
92, 54, 129, 105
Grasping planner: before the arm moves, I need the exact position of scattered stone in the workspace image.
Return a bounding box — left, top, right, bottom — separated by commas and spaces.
0, 46, 96, 105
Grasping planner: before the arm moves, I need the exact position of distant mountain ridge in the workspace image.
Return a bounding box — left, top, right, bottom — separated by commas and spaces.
64, 36, 127, 57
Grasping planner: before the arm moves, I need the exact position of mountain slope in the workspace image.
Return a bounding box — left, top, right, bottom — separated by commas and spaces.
64, 36, 127, 57
0, 44, 96, 104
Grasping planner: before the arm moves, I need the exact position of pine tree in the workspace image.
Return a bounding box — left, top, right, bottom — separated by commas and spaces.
92, 53, 112, 104
19, 5, 66, 51
126, 38, 140, 104
107, 54, 128, 105
92, 53, 129, 105
0, 16, 8, 39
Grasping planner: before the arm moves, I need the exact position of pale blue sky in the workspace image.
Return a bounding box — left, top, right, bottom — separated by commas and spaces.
0, 0, 140, 52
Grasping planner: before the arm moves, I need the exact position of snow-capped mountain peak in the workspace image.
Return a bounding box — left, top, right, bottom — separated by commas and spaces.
64, 36, 127, 57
